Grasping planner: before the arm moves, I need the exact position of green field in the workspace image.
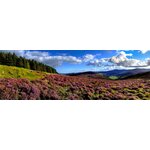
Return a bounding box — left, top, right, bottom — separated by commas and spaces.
108, 76, 119, 80
0, 65, 49, 80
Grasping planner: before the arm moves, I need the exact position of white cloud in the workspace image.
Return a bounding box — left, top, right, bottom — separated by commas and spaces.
0, 50, 83, 67
116, 59, 147, 67
87, 59, 103, 67
26, 52, 96, 67
0, 50, 25, 57
23, 51, 82, 67
146, 58, 150, 65
139, 50, 150, 54
88, 51, 150, 68
108, 51, 147, 67
22, 50, 149, 68
110, 51, 132, 64
22, 51, 97, 67
83, 54, 95, 62
1, 50, 149, 69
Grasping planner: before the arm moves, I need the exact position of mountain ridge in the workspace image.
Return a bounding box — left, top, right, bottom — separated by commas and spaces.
66, 68, 150, 79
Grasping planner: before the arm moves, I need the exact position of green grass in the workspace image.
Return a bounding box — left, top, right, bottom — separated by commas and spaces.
0, 65, 49, 80
109, 76, 119, 80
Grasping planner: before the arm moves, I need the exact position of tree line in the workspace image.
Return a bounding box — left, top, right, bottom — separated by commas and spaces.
0, 52, 57, 73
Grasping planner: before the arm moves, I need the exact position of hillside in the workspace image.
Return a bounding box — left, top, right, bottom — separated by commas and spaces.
66, 71, 107, 79
0, 52, 57, 73
67, 71, 98, 76
0, 65, 49, 80
0, 73, 149, 100
100, 69, 150, 78
67, 69, 150, 79
122, 71, 150, 79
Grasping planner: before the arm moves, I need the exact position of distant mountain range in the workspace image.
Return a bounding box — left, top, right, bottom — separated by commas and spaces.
66, 69, 150, 79
100, 69, 150, 78
122, 71, 150, 79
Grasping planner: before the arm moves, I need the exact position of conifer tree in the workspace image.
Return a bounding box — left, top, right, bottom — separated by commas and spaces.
0, 52, 57, 73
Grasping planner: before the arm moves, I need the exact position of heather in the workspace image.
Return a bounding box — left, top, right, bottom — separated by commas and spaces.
0, 74, 149, 100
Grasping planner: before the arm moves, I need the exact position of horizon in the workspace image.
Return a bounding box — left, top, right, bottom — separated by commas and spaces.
1, 50, 150, 73
63, 68, 150, 75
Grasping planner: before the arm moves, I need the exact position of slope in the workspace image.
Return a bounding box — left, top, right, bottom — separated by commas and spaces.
122, 71, 150, 79
0, 65, 49, 80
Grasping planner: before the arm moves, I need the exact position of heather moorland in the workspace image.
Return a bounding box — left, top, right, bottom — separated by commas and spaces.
0, 50, 150, 100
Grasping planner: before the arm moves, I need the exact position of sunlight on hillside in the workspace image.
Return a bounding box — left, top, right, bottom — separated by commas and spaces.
0, 65, 49, 80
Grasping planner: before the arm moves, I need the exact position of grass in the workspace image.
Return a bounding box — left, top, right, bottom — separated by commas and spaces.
109, 76, 119, 80
0, 65, 49, 80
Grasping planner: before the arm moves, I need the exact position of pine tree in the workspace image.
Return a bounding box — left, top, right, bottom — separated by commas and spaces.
0, 52, 57, 73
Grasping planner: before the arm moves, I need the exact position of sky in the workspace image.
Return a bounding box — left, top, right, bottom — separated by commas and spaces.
1, 50, 150, 73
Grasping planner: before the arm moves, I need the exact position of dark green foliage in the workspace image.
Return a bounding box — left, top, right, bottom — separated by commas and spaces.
0, 52, 57, 73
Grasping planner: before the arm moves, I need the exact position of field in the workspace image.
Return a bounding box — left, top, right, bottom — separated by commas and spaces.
0, 65, 49, 80
0, 74, 149, 100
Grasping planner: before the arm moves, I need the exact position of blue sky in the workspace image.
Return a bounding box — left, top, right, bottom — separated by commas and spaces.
53, 50, 119, 73
43, 50, 118, 73
2, 50, 150, 73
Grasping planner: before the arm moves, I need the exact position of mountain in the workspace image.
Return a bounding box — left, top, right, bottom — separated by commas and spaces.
122, 71, 150, 79
67, 71, 98, 76
99, 69, 129, 77
66, 71, 107, 79
66, 69, 150, 79
99, 69, 150, 78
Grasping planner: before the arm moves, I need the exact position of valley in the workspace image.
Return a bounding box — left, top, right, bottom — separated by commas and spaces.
0, 51, 149, 100
0, 65, 149, 100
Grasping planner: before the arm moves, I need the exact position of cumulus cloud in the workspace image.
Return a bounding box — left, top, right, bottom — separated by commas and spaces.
110, 51, 149, 67
87, 59, 101, 67
146, 58, 150, 66
139, 50, 150, 54
88, 51, 150, 68
87, 58, 109, 67
110, 51, 132, 64
22, 51, 82, 67
108, 51, 148, 67
83, 54, 95, 62
22, 51, 97, 67
0, 50, 84, 67
1, 50, 149, 69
